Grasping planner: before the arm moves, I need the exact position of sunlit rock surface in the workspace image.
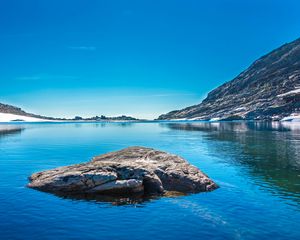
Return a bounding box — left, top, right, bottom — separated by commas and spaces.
28, 147, 218, 199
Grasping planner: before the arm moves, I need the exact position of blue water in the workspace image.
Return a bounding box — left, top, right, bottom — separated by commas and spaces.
0, 121, 299, 240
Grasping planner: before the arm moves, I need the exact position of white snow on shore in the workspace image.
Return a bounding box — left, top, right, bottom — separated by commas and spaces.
168, 118, 188, 121
0, 113, 49, 122
209, 117, 221, 122
280, 114, 300, 122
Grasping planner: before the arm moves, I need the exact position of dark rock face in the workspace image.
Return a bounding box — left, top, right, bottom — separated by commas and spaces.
158, 38, 300, 120
28, 147, 218, 198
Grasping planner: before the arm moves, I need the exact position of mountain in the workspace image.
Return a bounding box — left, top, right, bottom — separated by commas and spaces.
158, 38, 300, 121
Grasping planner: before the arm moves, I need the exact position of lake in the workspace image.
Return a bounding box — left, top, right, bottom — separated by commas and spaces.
0, 121, 299, 239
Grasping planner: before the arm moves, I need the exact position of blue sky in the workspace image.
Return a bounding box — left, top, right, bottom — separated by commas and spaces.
1, 0, 300, 119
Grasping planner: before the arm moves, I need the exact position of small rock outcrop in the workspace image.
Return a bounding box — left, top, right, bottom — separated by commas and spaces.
28, 147, 218, 198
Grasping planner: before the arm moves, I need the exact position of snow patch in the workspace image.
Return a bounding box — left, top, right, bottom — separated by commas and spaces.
167, 118, 188, 121
209, 117, 221, 122
0, 113, 50, 122
281, 114, 300, 122
234, 107, 246, 111
278, 88, 300, 98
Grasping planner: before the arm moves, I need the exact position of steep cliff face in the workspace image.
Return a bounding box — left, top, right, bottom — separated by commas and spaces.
158, 38, 300, 120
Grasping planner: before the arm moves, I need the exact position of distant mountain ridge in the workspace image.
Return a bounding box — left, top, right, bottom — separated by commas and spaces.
0, 103, 139, 121
158, 38, 300, 121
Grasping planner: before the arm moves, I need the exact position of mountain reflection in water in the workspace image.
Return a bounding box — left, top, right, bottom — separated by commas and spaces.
162, 121, 300, 203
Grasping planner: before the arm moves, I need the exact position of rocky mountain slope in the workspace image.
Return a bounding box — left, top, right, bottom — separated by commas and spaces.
158, 38, 300, 121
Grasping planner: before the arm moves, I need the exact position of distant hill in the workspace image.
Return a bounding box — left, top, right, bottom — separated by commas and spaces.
0, 103, 139, 121
0, 103, 54, 120
72, 115, 139, 121
0, 103, 26, 115
158, 38, 300, 121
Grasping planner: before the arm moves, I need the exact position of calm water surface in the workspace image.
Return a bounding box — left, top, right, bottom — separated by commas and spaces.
0, 121, 299, 239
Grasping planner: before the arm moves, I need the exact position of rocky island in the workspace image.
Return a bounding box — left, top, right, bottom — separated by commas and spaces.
28, 147, 218, 200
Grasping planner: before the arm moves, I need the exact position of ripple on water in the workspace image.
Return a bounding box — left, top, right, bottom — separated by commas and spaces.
0, 122, 300, 239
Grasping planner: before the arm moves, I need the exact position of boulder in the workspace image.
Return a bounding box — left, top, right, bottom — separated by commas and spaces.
28, 147, 218, 198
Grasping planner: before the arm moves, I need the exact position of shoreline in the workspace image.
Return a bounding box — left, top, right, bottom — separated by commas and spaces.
1, 119, 300, 124
1, 111, 300, 124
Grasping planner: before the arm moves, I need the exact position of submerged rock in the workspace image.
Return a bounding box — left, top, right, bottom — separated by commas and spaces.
28, 147, 218, 199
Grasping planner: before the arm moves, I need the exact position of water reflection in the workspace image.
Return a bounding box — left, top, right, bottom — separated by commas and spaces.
162, 121, 300, 133
50, 191, 186, 206
0, 125, 23, 138
163, 121, 300, 204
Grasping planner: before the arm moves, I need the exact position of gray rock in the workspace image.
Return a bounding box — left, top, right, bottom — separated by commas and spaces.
28, 146, 218, 198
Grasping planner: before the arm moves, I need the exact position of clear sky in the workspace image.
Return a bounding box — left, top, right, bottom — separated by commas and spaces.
1, 0, 300, 119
